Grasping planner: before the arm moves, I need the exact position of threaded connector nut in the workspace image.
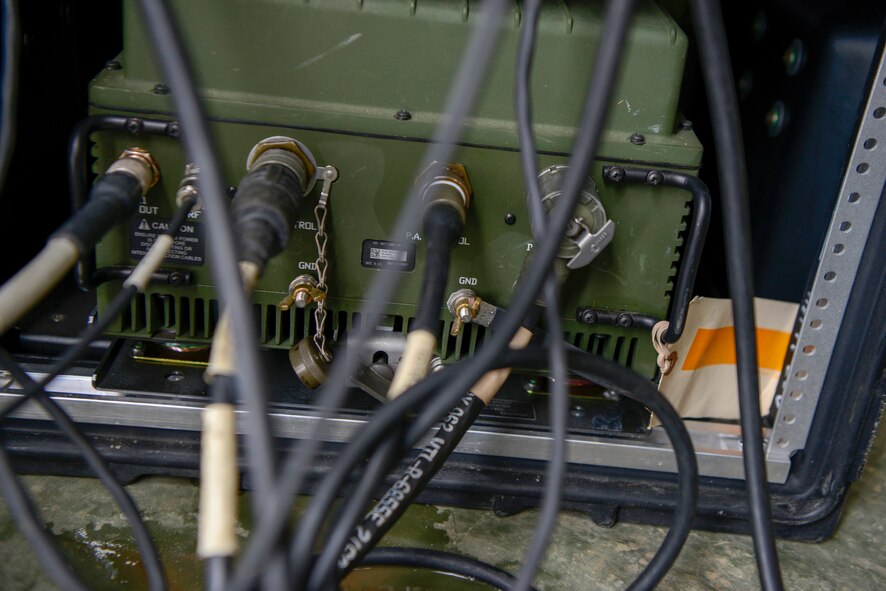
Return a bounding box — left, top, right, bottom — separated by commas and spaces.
175, 163, 202, 211
107, 147, 160, 194
246, 136, 317, 192
416, 161, 472, 224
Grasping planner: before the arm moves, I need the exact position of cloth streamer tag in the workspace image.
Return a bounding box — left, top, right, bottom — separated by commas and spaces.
655, 296, 799, 425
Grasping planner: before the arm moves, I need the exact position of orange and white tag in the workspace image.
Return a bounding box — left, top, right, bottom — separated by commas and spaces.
655, 296, 799, 423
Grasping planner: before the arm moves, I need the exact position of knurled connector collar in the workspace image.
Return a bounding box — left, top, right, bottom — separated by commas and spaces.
246, 136, 317, 193
416, 161, 472, 224
106, 147, 160, 194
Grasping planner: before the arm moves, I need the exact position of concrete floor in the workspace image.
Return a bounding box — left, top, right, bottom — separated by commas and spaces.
1, 427, 884, 590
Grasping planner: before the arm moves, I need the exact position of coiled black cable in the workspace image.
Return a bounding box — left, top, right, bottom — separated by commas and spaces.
360, 547, 538, 591
331, 394, 485, 582
271, 343, 698, 591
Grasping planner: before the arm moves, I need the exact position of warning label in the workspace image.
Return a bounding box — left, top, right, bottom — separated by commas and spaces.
128, 214, 205, 266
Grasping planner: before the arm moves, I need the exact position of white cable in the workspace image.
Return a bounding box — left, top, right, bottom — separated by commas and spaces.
197, 402, 239, 558
470, 327, 534, 404
0, 237, 80, 336
123, 235, 174, 292
205, 261, 262, 381
387, 330, 437, 400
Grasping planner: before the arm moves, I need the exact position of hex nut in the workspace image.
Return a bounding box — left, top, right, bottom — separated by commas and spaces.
246, 136, 317, 189
416, 161, 473, 213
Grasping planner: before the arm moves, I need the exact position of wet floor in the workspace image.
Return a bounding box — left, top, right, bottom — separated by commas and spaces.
1, 427, 883, 590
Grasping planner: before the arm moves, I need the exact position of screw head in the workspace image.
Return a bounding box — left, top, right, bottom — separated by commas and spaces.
166, 371, 185, 383
457, 305, 474, 325
616, 313, 633, 327
394, 109, 412, 121
168, 271, 186, 287
629, 132, 646, 146
580, 309, 597, 324
166, 121, 181, 138
504, 213, 517, 225
765, 101, 787, 137
105, 60, 122, 71
606, 166, 626, 183
680, 119, 693, 131
125, 118, 144, 134
646, 170, 664, 186
783, 39, 805, 76
152, 83, 170, 95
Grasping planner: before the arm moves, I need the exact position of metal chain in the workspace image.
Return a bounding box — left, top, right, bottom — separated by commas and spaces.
312, 165, 338, 360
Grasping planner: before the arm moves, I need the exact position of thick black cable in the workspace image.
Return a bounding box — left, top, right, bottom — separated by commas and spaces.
0, 349, 168, 591
0, 0, 19, 197
413, 204, 463, 333
0, 195, 197, 421
68, 115, 178, 213
359, 547, 535, 591
690, 2, 784, 590
0, 438, 90, 591
276, 344, 698, 591
305, 435, 401, 590
398, 343, 697, 591
228, 2, 510, 587
134, 2, 288, 588
511, 348, 698, 591
67, 115, 179, 290
332, 394, 485, 581
300, 202, 463, 588
236, 0, 631, 582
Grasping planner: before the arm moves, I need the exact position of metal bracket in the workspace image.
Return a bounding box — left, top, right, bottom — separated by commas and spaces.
767, 43, 886, 461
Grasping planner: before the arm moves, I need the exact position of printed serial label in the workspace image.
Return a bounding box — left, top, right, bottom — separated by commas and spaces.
482, 398, 537, 421
361, 239, 416, 271
128, 214, 205, 266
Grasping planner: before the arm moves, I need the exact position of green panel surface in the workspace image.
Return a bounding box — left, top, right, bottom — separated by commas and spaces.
90, 0, 703, 378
